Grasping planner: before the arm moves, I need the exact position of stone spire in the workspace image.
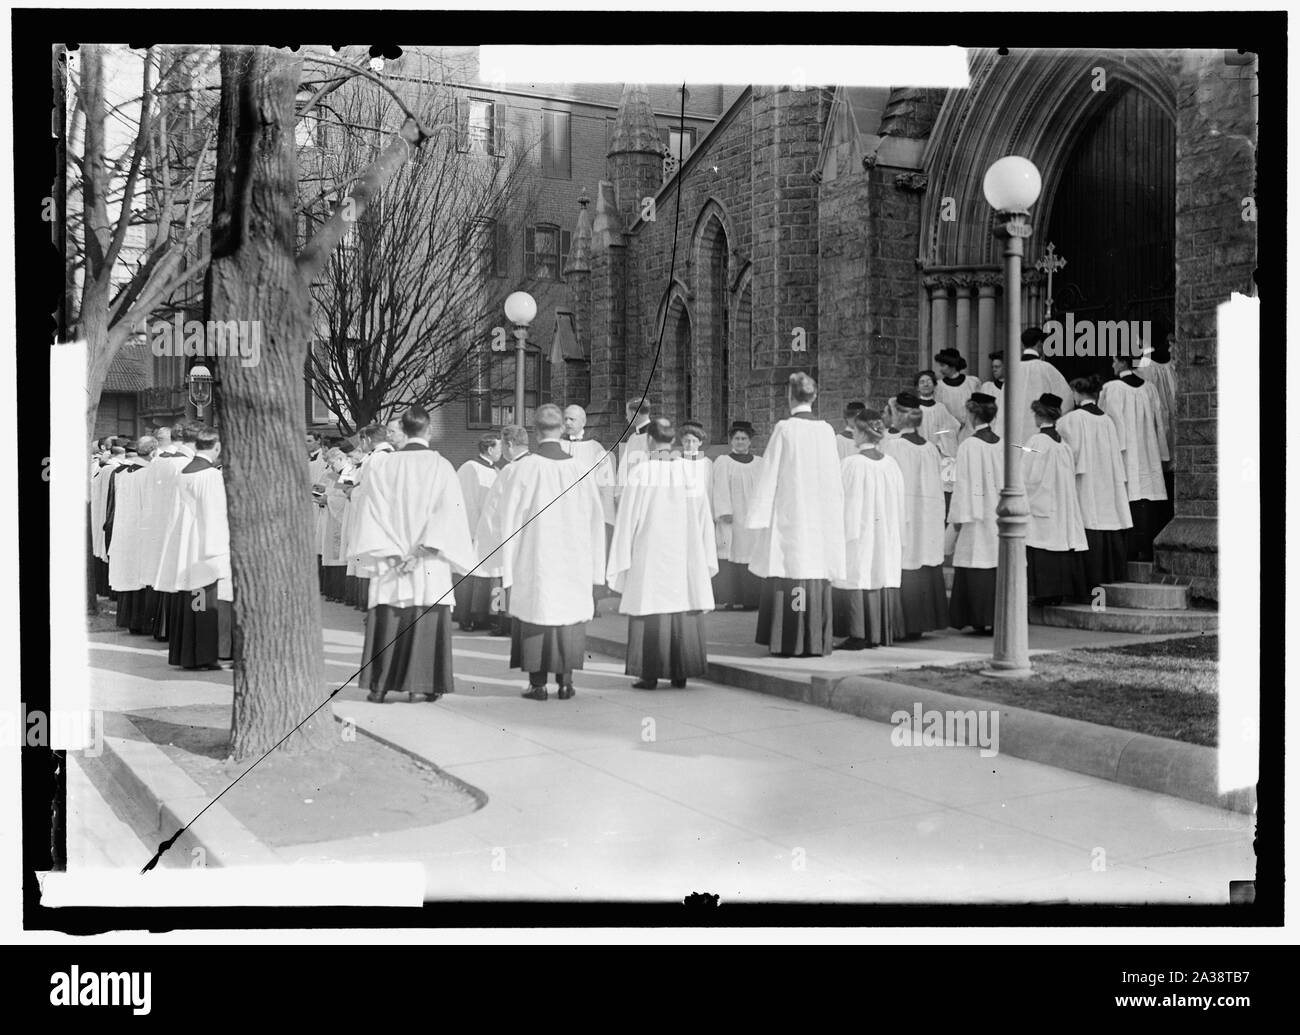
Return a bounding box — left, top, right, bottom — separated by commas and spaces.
607, 84, 662, 156
563, 187, 593, 275
591, 181, 623, 252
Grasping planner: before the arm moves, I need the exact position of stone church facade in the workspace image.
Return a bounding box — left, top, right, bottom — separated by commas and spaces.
558, 51, 1256, 601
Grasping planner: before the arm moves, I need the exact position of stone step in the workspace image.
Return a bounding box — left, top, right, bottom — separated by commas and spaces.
1126, 561, 1190, 587
1030, 603, 1217, 635
1099, 581, 1190, 611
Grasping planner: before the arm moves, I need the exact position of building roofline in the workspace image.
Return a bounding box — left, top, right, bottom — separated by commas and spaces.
627, 86, 754, 235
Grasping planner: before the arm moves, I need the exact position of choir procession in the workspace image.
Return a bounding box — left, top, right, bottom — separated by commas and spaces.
90, 326, 1175, 702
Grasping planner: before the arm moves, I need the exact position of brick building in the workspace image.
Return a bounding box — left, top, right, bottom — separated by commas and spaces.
562, 52, 1255, 601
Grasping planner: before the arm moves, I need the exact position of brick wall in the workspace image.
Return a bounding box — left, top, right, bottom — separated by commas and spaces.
1154, 49, 1257, 601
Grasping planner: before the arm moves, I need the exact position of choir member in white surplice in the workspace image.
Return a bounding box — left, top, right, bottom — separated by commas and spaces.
321, 447, 355, 603
350, 406, 475, 703
470, 424, 530, 636
91, 446, 124, 596
980, 351, 1006, 438
678, 420, 714, 517
307, 432, 327, 593
1058, 375, 1133, 591
1009, 328, 1075, 447
104, 444, 145, 626
934, 348, 982, 435
614, 398, 653, 506
835, 401, 867, 460
1137, 332, 1177, 501
495, 404, 606, 701
148, 424, 197, 641
746, 372, 847, 657
156, 427, 232, 669
880, 392, 950, 637
1099, 353, 1171, 562
345, 424, 395, 611
107, 437, 159, 634
832, 410, 906, 650
453, 431, 502, 630
948, 393, 1005, 634
710, 421, 765, 610
563, 404, 618, 605
893, 371, 961, 516
1024, 394, 1089, 606
608, 418, 718, 689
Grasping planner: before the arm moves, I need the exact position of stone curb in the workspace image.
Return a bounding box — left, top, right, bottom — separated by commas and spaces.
584, 632, 1253, 815
92, 711, 281, 868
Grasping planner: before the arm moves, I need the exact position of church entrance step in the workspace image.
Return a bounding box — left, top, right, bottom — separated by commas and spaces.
1098, 581, 1190, 611
1030, 603, 1217, 635
1126, 561, 1190, 586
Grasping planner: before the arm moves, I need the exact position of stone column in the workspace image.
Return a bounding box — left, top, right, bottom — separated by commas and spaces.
953, 274, 973, 362
924, 275, 949, 365
975, 272, 999, 381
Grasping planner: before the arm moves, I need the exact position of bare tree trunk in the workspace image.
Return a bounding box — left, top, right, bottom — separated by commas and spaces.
212, 47, 333, 760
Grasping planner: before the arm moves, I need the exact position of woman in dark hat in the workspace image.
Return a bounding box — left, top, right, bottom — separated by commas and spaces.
1024, 393, 1088, 606
934, 348, 981, 431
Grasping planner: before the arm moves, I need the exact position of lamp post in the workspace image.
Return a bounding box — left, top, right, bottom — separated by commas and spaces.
503, 290, 537, 426
187, 362, 214, 419
981, 156, 1041, 676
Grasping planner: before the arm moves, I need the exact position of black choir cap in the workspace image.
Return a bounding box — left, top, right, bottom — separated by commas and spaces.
729, 421, 755, 436
935, 348, 967, 370
969, 392, 996, 405
1037, 393, 1063, 409
894, 391, 921, 409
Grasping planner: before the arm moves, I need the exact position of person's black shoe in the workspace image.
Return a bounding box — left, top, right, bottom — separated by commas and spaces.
631, 679, 657, 690
366, 690, 386, 703
409, 692, 439, 703
557, 683, 576, 700
670, 679, 687, 688
521, 685, 548, 701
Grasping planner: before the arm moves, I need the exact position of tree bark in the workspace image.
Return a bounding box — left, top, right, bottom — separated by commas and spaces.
211, 47, 334, 760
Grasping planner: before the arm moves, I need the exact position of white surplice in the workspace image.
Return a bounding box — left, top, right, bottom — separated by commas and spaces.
1137, 356, 1177, 466
1098, 376, 1169, 502
147, 452, 196, 592
90, 459, 121, 561
880, 433, 947, 569
493, 446, 606, 626
154, 460, 232, 599
1057, 407, 1133, 530
711, 453, 766, 564
560, 436, 617, 525
980, 379, 1005, 437
1024, 431, 1089, 552
1009, 356, 1075, 446
950, 432, 1004, 569
108, 464, 150, 591
834, 451, 906, 591
934, 373, 981, 428
607, 456, 718, 614
349, 447, 475, 609
745, 414, 846, 582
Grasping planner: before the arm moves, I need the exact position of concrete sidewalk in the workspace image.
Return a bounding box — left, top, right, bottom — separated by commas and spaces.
75, 600, 1253, 904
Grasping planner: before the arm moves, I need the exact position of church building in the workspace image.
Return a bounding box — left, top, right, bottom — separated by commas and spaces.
558, 50, 1256, 602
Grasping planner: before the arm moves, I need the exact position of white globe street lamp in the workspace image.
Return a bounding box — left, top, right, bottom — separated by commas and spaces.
504, 291, 537, 426
982, 155, 1041, 678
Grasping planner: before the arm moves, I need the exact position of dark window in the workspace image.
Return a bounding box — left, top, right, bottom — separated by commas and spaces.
475, 218, 507, 278
525, 224, 561, 281
467, 351, 492, 427
541, 110, 571, 179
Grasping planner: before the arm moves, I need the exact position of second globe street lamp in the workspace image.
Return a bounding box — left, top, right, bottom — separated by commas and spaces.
503, 290, 537, 426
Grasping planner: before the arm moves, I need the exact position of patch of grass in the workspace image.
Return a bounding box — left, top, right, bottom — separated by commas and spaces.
879, 635, 1218, 747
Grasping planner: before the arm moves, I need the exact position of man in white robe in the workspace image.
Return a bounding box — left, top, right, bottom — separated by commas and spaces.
948, 393, 1004, 633
453, 431, 501, 630
835, 401, 866, 460
1009, 328, 1074, 447
833, 410, 906, 649
91, 446, 124, 595
1024, 394, 1089, 606
562, 404, 617, 605
880, 393, 949, 637
157, 427, 232, 669
307, 432, 328, 593
345, 424, 396, 611
1059, 375, 1133, 590
471, 424, 530, 635
494, 404, 605, 700
1099, 355, 1171, 562
980, 351, 1006, 438
711, 421, 765, 610
108, 437, 157, 633
608, 418, 718, 689
321, 448, 354, 602
350, 405, 475, 703
147, 424, 197, 641
746, 372, 846, 656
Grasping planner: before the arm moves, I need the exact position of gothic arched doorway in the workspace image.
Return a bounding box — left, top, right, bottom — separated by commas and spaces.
1043, 82, 1175, 382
